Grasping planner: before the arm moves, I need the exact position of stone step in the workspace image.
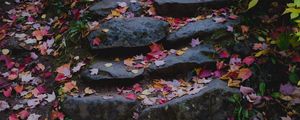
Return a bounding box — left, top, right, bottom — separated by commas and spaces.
166, 18, 240, 46
88, 17, 169, 50
62, 95, 137, 120
154, 0, 237, 17
89, 0, 143, 18
81, 45, 215, 81
62, 80, 238, 120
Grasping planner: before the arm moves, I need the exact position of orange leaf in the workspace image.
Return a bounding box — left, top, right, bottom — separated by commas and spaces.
238, 68, 252, 81
14, 85, 23, 93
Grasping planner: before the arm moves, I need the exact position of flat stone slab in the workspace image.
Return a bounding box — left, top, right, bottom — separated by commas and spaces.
89, 0, 143, 17
81, 60, 144, 81
147, 45, 215, 76
62, 95, 137, 120
82, 45, 215, 81
166, 18, 240, 44
139, 80, 239, 120
88, 17, 169, 50
154, 0, 236, 17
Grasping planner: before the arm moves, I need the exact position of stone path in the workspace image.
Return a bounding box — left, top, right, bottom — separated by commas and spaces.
63, 0, 240, 119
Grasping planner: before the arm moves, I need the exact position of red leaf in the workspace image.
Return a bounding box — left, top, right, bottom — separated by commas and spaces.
149, 43, 162, 53
219, 50, 230, 58
19, 110, 29, 119
55, 73, 67, 82
243, 56, 255, 66
292, 55, 300, 63
92, 37, 101, 46
125, 93, 136, 100
0, 55, 15, 69
3, 87, 12, 97
133, 84, 142, 93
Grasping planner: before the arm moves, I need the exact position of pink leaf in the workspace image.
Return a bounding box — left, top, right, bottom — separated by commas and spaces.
243, 56, 255, 66
3, 87, 12, 97
190, 38, 201, 47
92, 37, 101, 46
125, 93, 136, 100
240, 86, 255, 96
219, 50, 230, 58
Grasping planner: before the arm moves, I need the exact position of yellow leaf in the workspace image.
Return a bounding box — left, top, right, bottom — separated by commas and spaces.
255, 50, 268, 57
111, 10, 121, 17
228, 79, 241, 87
297, 80, 300, 86
248, 0, 258, 10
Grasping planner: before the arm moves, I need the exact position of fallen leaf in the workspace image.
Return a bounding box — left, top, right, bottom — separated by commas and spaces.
3, 87, 12, 97
19, 109, 29, 119
72, 62, 86, 73
240, 86, 255, 96
105, 63, 113, 67
62, 81, 77, 93
46, 92, 56, 102
2, 49, 10, 55
149, 43, 163, 53
32, 29, 48, 40
92, 37, 101, 46
243, 56, 255, 66
56, 64, 71, 77
84, 87, 95, 95
14, 84, 23, 93
280, 83, 296, 96
27, 113, 41, 120
190, 38, 201, 47
154, 60, 165, 67
213, 17, 227, 23
126, 93, 137, 100
90, 68, 99, 75
238, 68, 252, 81
0, 100, 10, 112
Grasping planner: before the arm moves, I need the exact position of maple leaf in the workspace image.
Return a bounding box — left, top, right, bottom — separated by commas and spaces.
62, 81, 78, 93
0, 100, 10, 112
3, 87, 12, 97
84, 87, 95, 95
238, 68, 252, 81
228, 14, 238, 20
32, 29, 48, 40
243, 56, 255, 66
190, 38, 201, 47
72, 62, 86, 73
241, 25, 249, 34
56, 64, 71, 77
92, 37, 101, 46
46, 92, 56, 102
90, 68, 99, 75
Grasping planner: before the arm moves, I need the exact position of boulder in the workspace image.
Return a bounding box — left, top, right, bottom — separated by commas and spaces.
62, 95, 137, 120
154, 0, 237, 17
166, 18, 240, 45
139, 80, 239, 120
88, 17, 169, 50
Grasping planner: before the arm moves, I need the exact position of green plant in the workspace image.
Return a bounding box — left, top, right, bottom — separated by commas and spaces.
228, 94, 255, 120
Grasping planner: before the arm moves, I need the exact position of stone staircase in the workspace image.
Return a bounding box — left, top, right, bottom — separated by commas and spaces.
62, 0, 240, 120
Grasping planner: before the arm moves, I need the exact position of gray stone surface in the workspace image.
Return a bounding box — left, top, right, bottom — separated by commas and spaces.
166, 18, 240, 44
89, 0, 143, 17
88, 17, 169, 50
154, 0, 236, 17
82, 45, 215, 81
139, 80, 239, 120
62, 95, 137, 120
81, 60, 144, 81
147, 45, 215, 76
